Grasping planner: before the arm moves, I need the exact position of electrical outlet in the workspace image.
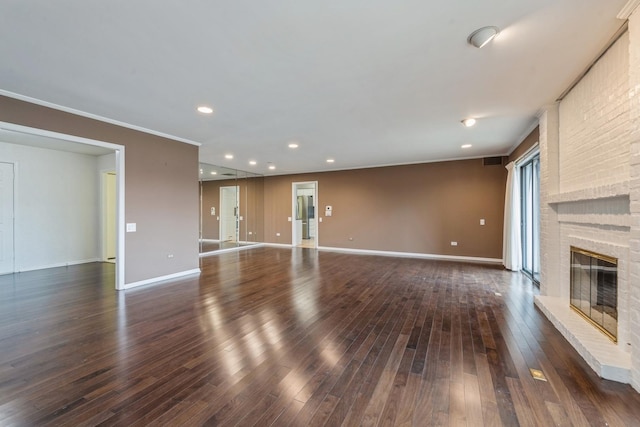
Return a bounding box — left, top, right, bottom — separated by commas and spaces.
451, 241, 458, 246
276, 232, 281, 237
480, 219, 485, 225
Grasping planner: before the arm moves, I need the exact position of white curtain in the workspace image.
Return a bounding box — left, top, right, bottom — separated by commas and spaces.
503, 161, 521, 271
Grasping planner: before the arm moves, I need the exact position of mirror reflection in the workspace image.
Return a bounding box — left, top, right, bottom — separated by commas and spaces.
199, 163, 264, 254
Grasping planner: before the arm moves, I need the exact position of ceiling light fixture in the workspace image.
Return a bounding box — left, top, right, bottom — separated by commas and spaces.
461, 144, 472, 149
197, 106, 214, 114
288, 142, 299, 149
224, 154, 233, 159
467, 26, 500, 48
326, 158, 335, 163
210, 171, 217, 175
249, 160, 257, 166
461, 118, 476, 127
268, 165, 276, 170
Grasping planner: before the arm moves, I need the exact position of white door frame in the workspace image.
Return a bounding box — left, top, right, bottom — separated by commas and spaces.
0, 161, 15, 275
291, 181, 318, 248
0, 121, 126, 290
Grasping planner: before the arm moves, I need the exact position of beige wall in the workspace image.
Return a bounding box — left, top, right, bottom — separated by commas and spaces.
0, 95, 200, 284
509, 126, 539, 163
264, 159, 507, 259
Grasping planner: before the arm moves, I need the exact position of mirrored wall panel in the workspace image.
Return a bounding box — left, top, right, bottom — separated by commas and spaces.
199, 163, 264, 254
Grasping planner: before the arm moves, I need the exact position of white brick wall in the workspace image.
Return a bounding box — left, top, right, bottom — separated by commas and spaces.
538, 16, 640, 389
627, 8, 640, 392
559, 32, 631, 193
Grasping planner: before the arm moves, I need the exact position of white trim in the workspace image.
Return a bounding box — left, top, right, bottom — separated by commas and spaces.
514, 142, 540, 166
317, 246, 502, 264
0, 162, 15, 275
16, 258, 102, 273
200, 243, 265, 257
0, 90, 202, 147
265, 153, 512, 178
123, 268, 201, 290
0, 121, 126, 290
618, 0, 640, 19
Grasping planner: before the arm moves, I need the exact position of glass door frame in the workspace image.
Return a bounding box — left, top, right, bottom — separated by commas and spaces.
519, 152, 540, 285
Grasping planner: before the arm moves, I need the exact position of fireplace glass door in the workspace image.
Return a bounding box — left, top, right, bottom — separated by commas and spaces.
570, 247, 617, 341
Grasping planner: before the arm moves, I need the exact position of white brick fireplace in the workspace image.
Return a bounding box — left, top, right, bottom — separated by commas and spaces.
535, 5, 640, 391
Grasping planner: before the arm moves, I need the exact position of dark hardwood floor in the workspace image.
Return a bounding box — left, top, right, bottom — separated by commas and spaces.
1, 247, 639, 426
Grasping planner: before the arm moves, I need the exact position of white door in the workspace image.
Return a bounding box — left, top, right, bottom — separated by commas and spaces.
103, 172, 117, 262
220, 186, 239, 242
0, 163, 14, 275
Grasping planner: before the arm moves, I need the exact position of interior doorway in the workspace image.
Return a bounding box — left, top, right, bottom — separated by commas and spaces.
0, 162, 14, 275
292, 181, 318, 248
0, 121, 125, 290
220, 185, 239, 243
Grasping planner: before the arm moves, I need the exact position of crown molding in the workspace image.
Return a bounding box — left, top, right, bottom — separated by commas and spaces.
0, 89, 201, 147
617, 0, 640, 20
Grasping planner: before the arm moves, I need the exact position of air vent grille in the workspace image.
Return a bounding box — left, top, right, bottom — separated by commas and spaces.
483, 156, 503, 166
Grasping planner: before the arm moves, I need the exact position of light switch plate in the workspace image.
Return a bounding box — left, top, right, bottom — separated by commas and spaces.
126, 223, 136, 232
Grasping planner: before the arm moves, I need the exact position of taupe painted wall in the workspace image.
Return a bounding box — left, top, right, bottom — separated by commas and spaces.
264, 159, 507, 259
509, 126, 539, 163
0, 95, 199, 284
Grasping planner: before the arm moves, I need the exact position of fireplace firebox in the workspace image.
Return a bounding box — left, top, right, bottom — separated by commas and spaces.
570, 247, 617, 342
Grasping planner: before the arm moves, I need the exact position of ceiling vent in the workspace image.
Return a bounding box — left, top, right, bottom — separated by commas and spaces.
483, 156, 504, 166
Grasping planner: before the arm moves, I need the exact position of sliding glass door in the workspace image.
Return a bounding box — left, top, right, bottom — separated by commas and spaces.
520, 154, 540, 284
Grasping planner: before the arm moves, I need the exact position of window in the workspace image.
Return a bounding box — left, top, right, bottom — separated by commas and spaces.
520, 154, 540, 284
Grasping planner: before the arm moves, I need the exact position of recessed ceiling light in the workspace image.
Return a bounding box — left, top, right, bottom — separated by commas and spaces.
199, 169, 203, 174
467, 26, 500, 48
249, 160, 257, 166
210, 171, 217, 175
326, 158, 335, 163
225, 154, 233, 159
461, 144, 473, 149
197, 106, 214, 114
288, 142, 299, 149
462, 118, 476, 127
268, 165, 276, 170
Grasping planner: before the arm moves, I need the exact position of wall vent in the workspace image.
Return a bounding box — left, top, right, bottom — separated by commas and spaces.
483, 156, 503, 166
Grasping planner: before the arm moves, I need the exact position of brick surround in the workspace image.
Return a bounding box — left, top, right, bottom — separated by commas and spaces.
536, 12, 640, 391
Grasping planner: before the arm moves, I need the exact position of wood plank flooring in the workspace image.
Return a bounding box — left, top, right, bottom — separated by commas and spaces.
1, 247, 639, 426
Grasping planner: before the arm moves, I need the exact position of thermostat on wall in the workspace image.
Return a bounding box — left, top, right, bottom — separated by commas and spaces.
325, 205, 332, 217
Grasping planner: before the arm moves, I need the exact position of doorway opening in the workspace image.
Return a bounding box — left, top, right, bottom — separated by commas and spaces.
292, 181, 318, 248
0, 121, 125, 290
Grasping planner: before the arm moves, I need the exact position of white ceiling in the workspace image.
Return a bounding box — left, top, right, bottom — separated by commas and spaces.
0, 1, 629, 175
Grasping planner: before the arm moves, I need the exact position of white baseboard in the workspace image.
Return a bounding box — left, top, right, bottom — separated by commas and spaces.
16, 258, 102, 273
123, 268, 201, 290
317, 246, 502, 264
263, 243, 293, 248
